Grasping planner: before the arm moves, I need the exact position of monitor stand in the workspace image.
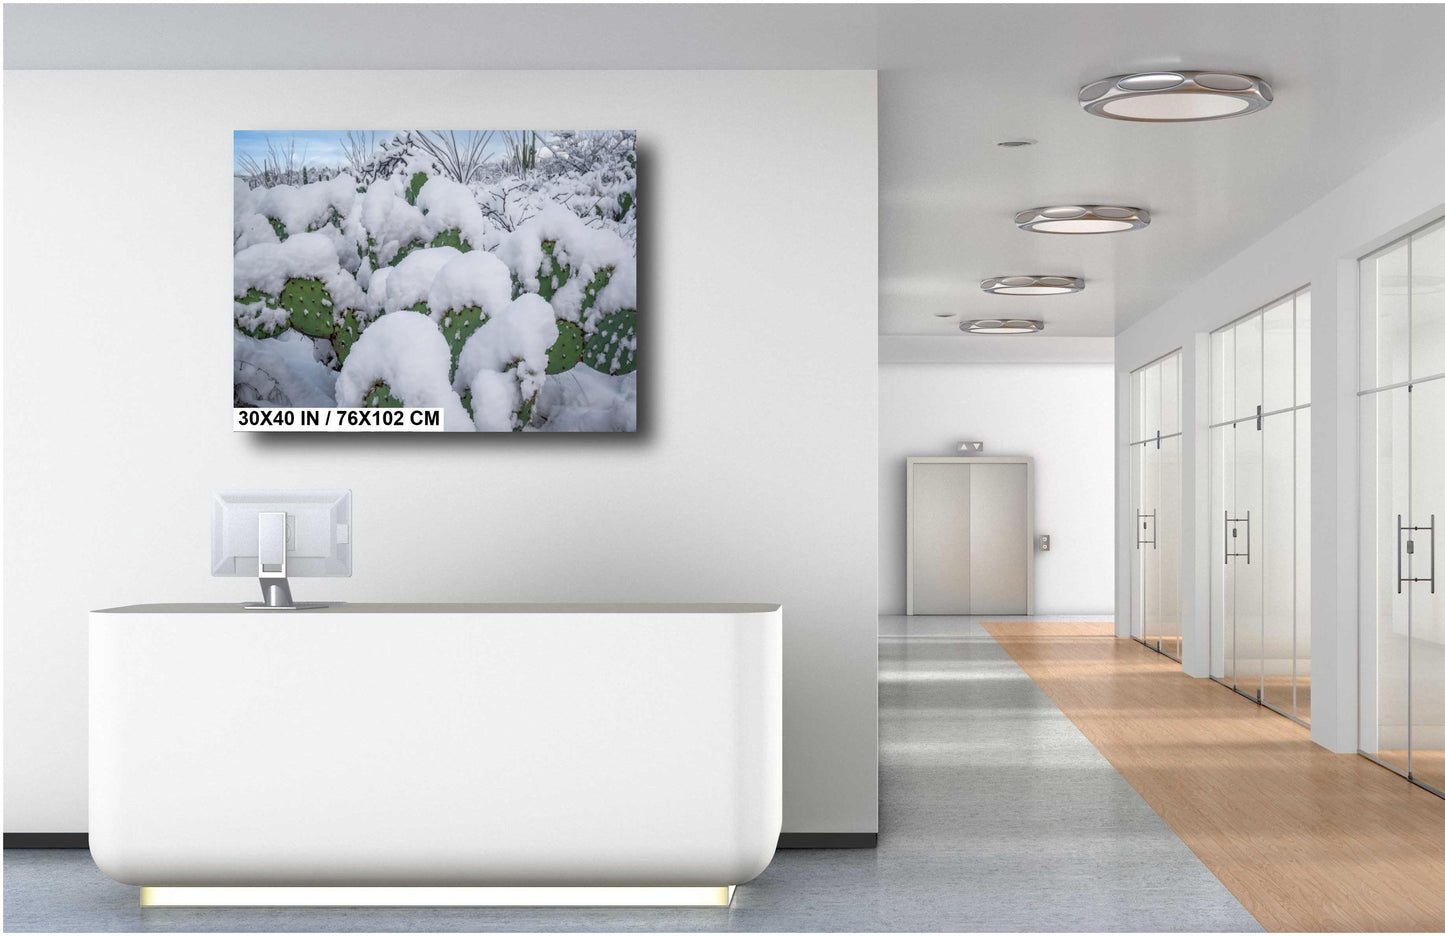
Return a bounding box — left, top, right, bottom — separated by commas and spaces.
242, 511, 334, 610
244, 576, 332, 611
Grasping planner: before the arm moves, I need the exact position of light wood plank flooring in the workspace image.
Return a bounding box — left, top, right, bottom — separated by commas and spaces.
983, 620, 1445, 933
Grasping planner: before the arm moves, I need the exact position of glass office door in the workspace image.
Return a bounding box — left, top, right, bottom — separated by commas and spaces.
1361, 217, 1445, 794
1130, 350, 1183, 661
1210, 289, 1312, 723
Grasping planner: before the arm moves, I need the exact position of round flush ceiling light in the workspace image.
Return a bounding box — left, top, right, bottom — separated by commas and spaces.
960, 319, 1044, 335
1015, 205, 1150, 234
1079, 71, 1272, 122
981, 275, 1084, 296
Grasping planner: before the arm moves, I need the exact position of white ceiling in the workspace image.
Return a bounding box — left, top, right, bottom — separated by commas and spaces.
10, 3, 1445, 336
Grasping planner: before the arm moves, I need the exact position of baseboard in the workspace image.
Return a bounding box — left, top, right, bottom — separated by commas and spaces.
7, 831, 878, 850
776, 832, 877, 848
5, 833, 88, 848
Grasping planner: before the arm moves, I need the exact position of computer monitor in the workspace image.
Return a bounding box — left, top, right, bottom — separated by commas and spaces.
210, 490, 352, 609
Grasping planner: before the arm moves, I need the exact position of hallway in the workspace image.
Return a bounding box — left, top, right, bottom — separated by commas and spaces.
986, 620, 1445, 931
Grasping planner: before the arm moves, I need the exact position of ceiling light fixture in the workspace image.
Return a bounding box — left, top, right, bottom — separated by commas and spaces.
933, 311, 958, 318
960, 319, 1044, 335
996, 139, 1037, 148
981, 275, 1084, 296
1015, 205, 1149, 234
1079, 71, 1272, 122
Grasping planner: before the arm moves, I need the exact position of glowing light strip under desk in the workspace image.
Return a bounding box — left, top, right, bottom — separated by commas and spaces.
140, 885, 736, 908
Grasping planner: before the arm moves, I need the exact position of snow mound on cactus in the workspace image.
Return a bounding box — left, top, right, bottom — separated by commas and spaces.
363, 267, 392, 317
383, 246, 461, 313
234, 330, 338, 407
497, 204, 630, 298
453, 294, 559, 431
254, 175, 358, 237
360, 183, 428, 266
233, 231, 366, 313
234, 208, 281, 252
595, 257, 637, 316
234, 293, 289, 336
414, 177, 492, 253
427, 250, 513, 318
335, 310, 472, 431
534, 363, 637, 432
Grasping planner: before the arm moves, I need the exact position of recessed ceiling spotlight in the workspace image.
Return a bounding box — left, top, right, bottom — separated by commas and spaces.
960, 319, 1044, 335
996, 139, 1037, 148
1079, 71, 1272, 122
981, 275, 1084, 296
1015, 205, 1150, 234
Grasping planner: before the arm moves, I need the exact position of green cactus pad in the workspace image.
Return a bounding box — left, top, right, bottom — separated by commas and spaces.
267, 217, 288, 241
516, 397, 534, 431
363, 380, 403, 407
331, 308, 365, 365
440, 306, 489, 376
429, 228, 471, 253
580, 267, 613, 316
233, 288, 288, 338
546, 320, 584, 374
405, 171, 428, 207
280, 278, 336, 338
534, 240, 570, 301
582, 310, 637, 375
388, 237, 427, 268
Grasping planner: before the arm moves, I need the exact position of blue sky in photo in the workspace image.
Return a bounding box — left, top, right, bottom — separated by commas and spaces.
233, 130, 518, 172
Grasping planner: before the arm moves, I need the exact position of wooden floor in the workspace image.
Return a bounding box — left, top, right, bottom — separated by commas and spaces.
983, 620, 1445, 933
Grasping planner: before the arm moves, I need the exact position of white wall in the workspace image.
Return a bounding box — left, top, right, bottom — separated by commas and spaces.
1114, 109, 1445, 753
2, 70, 880, 834
879, 361, 1115, 616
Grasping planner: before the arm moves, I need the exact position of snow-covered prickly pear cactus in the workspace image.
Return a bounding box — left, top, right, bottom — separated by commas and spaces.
363, 380, 402, 407
332, 308, 366, 364
429, 229, 470, 253
280, 278, 335, 338
440, 306, 488, 373
583, 310, 637, 375
234, 288, 289, 338
405, 171, 428, 207
547, 321, 585, 374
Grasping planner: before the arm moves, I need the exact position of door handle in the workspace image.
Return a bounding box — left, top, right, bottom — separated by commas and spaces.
1137, 509, 1157, 550
1225, 510, 1250, 565
1398, 514, 1436, 594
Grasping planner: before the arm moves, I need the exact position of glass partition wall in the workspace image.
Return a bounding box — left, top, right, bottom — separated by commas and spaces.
1130, 351, 1183, 661
1209, 290, 1312, 724
1360, 217, 1445, 796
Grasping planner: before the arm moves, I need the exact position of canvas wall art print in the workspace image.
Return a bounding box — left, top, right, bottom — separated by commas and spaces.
233, 130, 637, 432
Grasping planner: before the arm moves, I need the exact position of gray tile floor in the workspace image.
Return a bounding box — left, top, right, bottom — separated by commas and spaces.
3, 616, 1260, 932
